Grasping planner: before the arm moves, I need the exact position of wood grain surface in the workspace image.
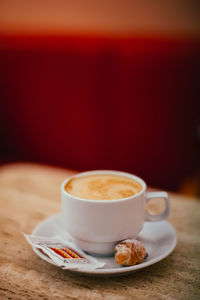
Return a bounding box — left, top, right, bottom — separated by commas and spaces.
0, 163, 199, 300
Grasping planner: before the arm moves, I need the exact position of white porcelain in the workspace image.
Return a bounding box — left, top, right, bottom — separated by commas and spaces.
61, 170, 170, 255
32, 214, 177, 276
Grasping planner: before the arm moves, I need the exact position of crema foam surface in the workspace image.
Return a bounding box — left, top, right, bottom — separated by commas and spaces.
65, 174, 143, 200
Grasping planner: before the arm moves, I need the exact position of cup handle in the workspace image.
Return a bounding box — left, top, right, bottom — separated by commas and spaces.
145, 192, 170, 221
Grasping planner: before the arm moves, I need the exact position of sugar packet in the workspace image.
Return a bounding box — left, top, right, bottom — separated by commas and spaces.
24, 234, 105, 270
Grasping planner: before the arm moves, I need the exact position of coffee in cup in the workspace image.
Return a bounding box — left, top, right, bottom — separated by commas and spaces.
65, 174, 143, 200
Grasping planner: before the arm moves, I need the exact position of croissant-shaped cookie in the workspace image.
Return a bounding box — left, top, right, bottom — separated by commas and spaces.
114, 239, 146, 266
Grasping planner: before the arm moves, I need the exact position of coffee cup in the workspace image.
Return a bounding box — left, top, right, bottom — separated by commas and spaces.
61, 170, 170, 255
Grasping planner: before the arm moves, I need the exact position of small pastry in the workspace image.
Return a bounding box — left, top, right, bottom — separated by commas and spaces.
114, 239, 147, 266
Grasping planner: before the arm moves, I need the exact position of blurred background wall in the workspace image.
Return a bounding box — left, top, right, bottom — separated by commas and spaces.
0, 0, 199, 193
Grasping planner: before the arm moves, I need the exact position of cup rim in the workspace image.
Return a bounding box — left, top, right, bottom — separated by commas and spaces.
61, 170, 146, 203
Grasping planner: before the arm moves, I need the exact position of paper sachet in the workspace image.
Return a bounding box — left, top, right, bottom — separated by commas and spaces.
24, 234, 105, 270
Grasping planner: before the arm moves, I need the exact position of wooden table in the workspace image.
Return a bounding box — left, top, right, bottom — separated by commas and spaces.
0, 163, 200, 300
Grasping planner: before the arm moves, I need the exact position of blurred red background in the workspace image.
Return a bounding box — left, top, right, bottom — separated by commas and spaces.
0, 1, 200, 192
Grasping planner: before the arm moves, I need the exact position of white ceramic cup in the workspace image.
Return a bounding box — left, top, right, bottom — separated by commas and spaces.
61, 170, 170, 255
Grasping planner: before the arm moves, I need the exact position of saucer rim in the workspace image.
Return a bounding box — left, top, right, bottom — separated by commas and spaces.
32, 214, 177, 275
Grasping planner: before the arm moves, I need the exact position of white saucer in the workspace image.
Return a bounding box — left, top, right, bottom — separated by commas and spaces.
32, 214, 177, 276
